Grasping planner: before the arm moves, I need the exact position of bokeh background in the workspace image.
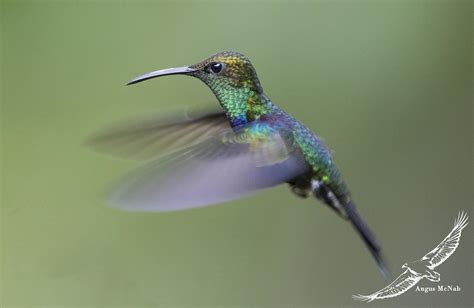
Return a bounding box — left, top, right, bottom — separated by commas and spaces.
2, 1, 472, 307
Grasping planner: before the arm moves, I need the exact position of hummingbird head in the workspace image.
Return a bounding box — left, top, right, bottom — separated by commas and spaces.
127, 51, 269, 125
127, 51, 263, 97
188, 51, 263, 95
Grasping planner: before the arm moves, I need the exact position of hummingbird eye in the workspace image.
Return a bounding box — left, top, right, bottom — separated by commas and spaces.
208, 62, 224, 74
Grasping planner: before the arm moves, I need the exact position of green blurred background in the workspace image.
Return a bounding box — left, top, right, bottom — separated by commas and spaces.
1, 0, 472, 307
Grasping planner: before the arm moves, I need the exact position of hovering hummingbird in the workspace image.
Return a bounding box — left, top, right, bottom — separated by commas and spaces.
89, 51, 389, 276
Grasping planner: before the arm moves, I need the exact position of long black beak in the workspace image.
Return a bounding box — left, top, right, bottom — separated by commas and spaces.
126, 66, 196, 85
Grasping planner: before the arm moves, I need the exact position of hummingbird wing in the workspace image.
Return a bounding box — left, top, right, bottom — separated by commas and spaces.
86, 107, 230, 161
108, 121, 309, 212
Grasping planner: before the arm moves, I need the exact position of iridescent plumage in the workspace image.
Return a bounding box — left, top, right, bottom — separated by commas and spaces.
89, 51, 388, 276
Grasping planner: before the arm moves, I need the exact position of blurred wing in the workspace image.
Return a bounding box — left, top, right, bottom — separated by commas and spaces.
87, 107, 229, 160
109, 122, 308, 212
423, 211, 469, 269
352, 269, 423, 302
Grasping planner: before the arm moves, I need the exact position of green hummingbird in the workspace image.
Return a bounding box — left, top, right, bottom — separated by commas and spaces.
89, 51, 389, 276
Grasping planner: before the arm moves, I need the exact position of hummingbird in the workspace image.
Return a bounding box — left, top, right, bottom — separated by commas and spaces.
89, 51, 389, 276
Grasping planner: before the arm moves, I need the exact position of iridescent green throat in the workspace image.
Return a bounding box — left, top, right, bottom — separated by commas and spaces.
213, 86, 274, 127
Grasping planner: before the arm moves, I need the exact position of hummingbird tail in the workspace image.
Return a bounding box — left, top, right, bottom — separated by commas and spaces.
311, 179, 390, 277
343, 201, 391, 278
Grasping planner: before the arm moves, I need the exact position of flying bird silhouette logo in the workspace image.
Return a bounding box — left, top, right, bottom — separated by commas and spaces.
353, 211, 468, 302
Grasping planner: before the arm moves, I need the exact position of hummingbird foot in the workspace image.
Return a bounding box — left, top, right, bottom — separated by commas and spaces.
291, 186, 311, 198
288, 177, 312, 199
